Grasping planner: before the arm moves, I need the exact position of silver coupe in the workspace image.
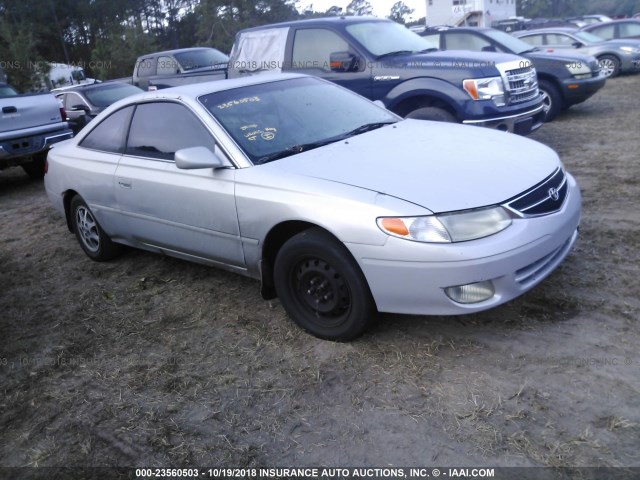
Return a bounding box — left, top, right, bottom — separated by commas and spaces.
44, 74, 582, 340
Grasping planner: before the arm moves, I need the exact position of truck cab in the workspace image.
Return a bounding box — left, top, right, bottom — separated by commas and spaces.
229, 17, 546, 135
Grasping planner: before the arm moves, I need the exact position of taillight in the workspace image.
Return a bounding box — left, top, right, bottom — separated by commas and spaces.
44, 158, 49, 174
60, 107, 67, 122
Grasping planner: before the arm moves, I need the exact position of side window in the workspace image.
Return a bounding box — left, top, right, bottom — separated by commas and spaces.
157, 56, 179, 75
292, 29, 350, 71
444, 32, 492, 51
137, 58, 156, 78
126, 103, 216, 161
79, 106, 134, 154
421, 33, 441, 49
620, 23, 640, 37
545, 33, 574, 46
519, 34, 544, 46
64, 92, 88, 109
590, 24, 615, 40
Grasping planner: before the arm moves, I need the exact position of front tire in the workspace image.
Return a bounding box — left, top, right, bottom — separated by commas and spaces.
598, 55, 620, 78
538, 79, 562, 122
274, 228, 377, 341
70, 196, 121, 261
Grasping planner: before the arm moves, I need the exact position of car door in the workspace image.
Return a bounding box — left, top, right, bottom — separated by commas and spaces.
286, 28, 372, 98
544, 33, 579, 50
114, 101, 244, 267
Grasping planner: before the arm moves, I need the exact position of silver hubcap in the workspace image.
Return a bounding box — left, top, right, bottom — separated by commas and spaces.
599, 58, 615, 78
540, 90, 552, 116
76, 206, 100, 253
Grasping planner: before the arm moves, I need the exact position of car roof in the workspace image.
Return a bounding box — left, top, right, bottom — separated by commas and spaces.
128, 73, 310, 102
517, 27, 579, 34
583, 18, 639, 28
239, 15, 386, 32
51, 81, 131, 94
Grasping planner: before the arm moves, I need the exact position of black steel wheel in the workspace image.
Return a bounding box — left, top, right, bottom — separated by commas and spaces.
274, 228, 376, 341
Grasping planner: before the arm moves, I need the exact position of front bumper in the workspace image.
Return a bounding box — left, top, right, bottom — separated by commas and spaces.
562, 74, 607, 106
462, 103, 545, 135
347, 173, 581, 316
620, 53, 640, 72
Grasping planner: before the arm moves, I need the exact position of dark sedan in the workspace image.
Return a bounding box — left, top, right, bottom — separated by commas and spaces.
53, 82, 143, 133
419, 27, 604, 121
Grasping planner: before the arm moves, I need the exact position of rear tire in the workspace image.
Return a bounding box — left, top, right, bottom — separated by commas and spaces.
21, 153, 46, 179
405, 106, 456, 123
70, 195, 122, 261
538, 79, 562, 122
274, 228, 377, 341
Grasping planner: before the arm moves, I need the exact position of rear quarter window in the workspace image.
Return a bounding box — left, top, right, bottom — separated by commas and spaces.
79, 106, 134, 154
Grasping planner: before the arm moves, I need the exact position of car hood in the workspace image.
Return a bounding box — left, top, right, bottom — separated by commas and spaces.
265, 120, 560, 213
387, 50, 520, 76
525, 49, 596, 63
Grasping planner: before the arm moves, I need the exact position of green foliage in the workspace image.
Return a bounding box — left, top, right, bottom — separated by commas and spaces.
346, 0, 373, 16
388, 1, 414, 24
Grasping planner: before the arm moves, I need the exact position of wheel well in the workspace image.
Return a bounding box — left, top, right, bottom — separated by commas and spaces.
260, 221, 334, 299
391, 95, 457, 118
63, 190, 79, 232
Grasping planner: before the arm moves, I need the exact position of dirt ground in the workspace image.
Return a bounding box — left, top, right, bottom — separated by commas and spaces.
1, 75, 639, 471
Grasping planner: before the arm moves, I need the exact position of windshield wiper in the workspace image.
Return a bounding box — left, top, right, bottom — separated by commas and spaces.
256, 140, 337, 164
418, 48, 439, 53
256, 122, 396, 165
520, 48, 539, 54
376, 50, 414, 59
340, 121, 396, 139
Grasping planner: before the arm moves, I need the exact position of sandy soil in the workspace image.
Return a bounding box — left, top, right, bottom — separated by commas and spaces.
1, 76, 639, 470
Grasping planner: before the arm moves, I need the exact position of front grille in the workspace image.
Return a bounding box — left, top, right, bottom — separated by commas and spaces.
505, 65, 539, 104
506, 168, 568, 217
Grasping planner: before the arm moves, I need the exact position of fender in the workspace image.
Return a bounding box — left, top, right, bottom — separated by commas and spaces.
382, 77, 470, 119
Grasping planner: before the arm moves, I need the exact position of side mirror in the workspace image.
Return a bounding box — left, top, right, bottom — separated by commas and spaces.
330, 51, 362, 72
572, 42, 583, 48
71, 104, 90, 113
481, 45, 497, 52
175, 146, 226, 170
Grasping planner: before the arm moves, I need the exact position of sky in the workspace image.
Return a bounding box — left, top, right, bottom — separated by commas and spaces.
301, 0, 427, 21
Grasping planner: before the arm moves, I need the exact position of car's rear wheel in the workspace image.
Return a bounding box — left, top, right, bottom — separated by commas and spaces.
405, 106, 456, 123
70, 196, 121, 261
21, 152, 47, 179
538, 79, 562, 122
274, 228, 376, 341
598, 55, 620, 78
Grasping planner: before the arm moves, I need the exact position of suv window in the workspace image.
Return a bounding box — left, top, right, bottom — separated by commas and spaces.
79, 106, 134, 154
445, 32, 492, 51
519, 34, 544, 46
620, 22, 640, 37
292, 29, 350, 71
126, 102, 216, 161
64, 92, 89, 110
590, 24, 615, 40
545, 33, 574, 46
137, 58, 156, 78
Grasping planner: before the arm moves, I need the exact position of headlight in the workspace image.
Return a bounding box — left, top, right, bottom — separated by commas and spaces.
463, 77, 506, 107
620, 46, 640, 53
377, 206, 513, 243
565, 62, 592, 78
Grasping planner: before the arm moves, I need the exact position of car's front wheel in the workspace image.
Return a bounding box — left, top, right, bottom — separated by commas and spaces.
274, 228, 377, 341
538, 79, 562, 122
598, 55, 620, 78
405, 106, 456, 123
70, 196, 121, 261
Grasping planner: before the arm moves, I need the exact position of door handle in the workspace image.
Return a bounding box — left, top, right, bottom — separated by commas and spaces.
118, 178, 132, 189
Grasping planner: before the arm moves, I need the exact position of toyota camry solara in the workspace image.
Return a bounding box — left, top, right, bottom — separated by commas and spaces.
44, 73, 581, 341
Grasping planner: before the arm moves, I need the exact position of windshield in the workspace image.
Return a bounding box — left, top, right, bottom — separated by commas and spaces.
346, 21, 437, 57
174, 49, 229, 71
199, 76, 398, 164
84, 83, 144, 107
574, 31, 607, 43
485, 29, 536, 54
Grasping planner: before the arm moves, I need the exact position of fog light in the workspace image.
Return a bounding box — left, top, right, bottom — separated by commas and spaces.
445, 281, 495, 304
